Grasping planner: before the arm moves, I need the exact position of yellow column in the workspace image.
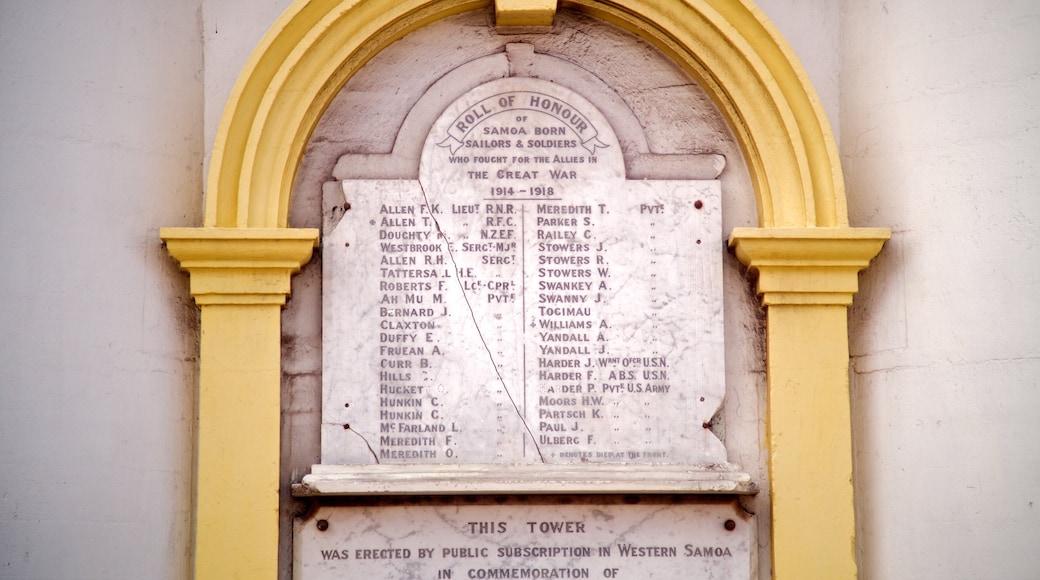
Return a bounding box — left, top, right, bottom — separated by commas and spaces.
729, 227, 889, 580
160, 227, 319, 579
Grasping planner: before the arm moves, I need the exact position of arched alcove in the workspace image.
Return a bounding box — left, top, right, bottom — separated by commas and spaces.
161, 1, 889, 578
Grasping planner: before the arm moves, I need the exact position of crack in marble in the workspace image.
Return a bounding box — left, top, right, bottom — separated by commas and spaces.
417, 180, 546, 463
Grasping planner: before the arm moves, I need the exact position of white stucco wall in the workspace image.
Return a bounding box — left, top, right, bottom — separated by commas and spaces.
0, 2, 203, 578
842, 2, 1040, 579
1, 1, 1037, 579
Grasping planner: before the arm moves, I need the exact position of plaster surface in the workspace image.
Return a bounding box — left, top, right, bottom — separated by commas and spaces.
842, 2, 1040, 578
0, 2, 203, 578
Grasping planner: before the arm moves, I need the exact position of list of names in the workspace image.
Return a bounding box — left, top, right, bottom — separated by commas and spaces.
322, 78, 725, 466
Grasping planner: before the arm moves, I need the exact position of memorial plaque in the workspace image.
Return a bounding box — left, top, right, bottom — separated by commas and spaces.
294, 500, 754, 579
322, 78, 726, 467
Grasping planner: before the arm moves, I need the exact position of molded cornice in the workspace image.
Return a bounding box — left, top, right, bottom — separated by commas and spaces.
160, 227, 319, 305
729, 227, 891, 306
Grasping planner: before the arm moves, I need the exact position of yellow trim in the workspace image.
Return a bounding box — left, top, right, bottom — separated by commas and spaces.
495, 0, 558, 26
204, 0, 845, 229
565, 0, 844, 228
729, 227, 891, 306
728, 228, 888, 577
165, 1, 890, 578
767, 304, 858, 578
161, 228, 319, 304
161, 228, 317, 579
205, 0, 486, 228
193, 303, 282, 578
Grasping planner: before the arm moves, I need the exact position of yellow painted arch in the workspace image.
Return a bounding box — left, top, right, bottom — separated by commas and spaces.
206, 0, 845, 229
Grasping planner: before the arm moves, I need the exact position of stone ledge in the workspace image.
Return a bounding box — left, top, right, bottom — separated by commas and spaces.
293, 464, 757, 496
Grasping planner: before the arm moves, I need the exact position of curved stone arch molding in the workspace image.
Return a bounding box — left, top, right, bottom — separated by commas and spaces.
331, 42, 725, 182
202, 0, 847, 229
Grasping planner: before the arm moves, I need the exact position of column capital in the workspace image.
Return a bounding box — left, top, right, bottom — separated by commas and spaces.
728, 227, 890, 306
160, 227, 319, 306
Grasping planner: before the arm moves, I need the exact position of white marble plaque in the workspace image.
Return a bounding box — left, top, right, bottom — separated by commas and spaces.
323, 78, 726, 467
294, 501, 754, 579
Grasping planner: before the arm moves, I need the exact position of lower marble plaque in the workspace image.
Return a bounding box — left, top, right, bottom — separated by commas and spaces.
294, 498, 754, 579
